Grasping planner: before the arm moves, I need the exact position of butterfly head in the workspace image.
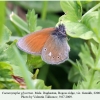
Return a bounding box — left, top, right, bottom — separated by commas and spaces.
52, 24, 67, 38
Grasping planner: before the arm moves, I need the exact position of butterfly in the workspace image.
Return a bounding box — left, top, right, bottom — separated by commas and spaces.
17, 24, 70, 65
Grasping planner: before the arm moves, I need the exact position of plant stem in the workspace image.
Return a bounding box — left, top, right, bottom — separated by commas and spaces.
88, 70, 96, 89
13, 45, 34, 89
0, 1, 5, 45
41, 1, 48, 20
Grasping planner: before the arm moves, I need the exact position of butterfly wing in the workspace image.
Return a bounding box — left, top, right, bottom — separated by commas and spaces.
41, 35, 70, 64
17, 28, 55, 55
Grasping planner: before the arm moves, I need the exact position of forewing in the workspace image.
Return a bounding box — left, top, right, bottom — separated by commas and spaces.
17, 28, 55, 55
41, 35, 70, 64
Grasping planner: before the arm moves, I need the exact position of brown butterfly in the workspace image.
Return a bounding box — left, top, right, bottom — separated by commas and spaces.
17, 24, 70, 64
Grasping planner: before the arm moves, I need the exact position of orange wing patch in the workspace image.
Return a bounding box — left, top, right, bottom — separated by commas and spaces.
17, 28, 55, 55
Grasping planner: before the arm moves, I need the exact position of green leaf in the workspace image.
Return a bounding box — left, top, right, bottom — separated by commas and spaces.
79, 44, 95, 69
0, 40, 32, 79
5, 41, 33, 78
79, 42, 100, 71
60, 20, 94, 40
69, 42, 100, 89
0, 62, 13, 80
2, 81, 20, 89
60, 1, 82, 21
90, 41, 98, 57
11, 64, 32, 78
0, 1, 5, 45
0, 62, 20, 89
0, 44, 8, 61
26, 9, 37, 32
69, 42, 98, 89
59, 3, 100, 43
97, 9, 100, 39
2, 26, 11, 44
0, 79, 20, 89
5, 41, 27, 66
74, 70, 100, 89
68, 67, 82, 83
10, 12, 29, 33
82, 11, 100, 42
27, 55, 45, 71
32, 79, 51, 89
0, 44, 31, 79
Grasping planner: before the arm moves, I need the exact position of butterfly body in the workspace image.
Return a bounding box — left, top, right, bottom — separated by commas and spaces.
17, 24, 70, 65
